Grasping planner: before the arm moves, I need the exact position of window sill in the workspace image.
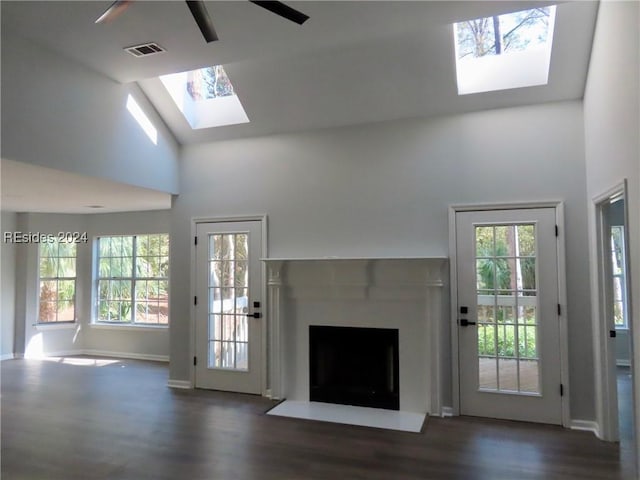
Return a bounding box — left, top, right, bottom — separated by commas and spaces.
615, 327, 629, 332
90, 323, 168, 332
33, 322, 78, 331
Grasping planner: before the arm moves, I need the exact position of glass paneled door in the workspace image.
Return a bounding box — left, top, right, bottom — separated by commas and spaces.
456, 208, 563, 424
195, 221, 263, 394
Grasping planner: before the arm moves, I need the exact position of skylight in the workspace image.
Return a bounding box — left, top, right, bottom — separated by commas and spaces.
453, 6, 556, 95
160, 65, 249, 129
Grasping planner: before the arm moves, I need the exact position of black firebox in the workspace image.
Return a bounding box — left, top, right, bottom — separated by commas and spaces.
309, 325, 399, 410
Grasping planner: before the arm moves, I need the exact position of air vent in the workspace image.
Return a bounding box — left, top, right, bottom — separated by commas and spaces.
124, 43, 166, 58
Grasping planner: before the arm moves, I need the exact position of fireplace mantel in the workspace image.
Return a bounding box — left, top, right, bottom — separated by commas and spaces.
263, 257, 449, 415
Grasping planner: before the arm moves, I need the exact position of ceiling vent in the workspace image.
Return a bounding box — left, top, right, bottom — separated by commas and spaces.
124, 43, 166, 58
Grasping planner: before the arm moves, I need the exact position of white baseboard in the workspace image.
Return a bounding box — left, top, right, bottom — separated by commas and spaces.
0, 353, 15, 361
616, 360, 631, 367
24, 349, 169, 363
441, 406, 454, 417
167, 379, 192, 389
83, 349, 169, 362
570, 419, 600, 437
24, 349, 80, 359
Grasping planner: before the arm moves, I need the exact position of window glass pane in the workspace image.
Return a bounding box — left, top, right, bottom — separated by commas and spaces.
494, 226, 510, 256
57, 301, 75, 322
38, 239, 77, 323
479, 357, 497, 390
236, 342, 248, 370
518, 257, 536, 291
517, 225, 535, 256
235, 234, 248, 260
475, 226, 494, 257
497, 306, 515, 324
498, 358, 518, 391
235, 261, 248, 288
40, 257, 58, 278
57, 280, 75, 302
476, 259, 495, 290
519, 359, 540, 393
477, 304, 495, 324
210, 261, 222, 288
39, 302, 57, 322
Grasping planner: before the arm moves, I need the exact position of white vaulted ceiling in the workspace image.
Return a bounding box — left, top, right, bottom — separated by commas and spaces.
2, 1, 598, 145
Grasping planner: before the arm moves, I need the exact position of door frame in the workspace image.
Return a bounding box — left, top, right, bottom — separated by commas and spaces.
189, 215, 268, 395
591, 179, 635, 444
448, 201, 570, 427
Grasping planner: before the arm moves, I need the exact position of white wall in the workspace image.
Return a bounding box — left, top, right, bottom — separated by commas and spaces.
0, 31, 180, 195
1, 211, 17, 359
14, 211, 171, 360
583, 0, 640, 451
170, 101, 594, 420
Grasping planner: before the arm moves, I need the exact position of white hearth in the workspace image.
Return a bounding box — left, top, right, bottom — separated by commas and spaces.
264, 257, 448, 415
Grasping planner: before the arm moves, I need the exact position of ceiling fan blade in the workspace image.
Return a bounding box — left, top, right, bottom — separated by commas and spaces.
249, 1, 309, 25
95, 0, 133, 24
186, 1, 219, 43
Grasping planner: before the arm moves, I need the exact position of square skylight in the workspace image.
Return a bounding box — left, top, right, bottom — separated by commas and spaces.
160, 65, 249, 129
453, 6, 556, 95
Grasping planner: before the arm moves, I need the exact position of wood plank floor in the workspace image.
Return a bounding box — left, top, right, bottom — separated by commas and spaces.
1, 357, 632, 480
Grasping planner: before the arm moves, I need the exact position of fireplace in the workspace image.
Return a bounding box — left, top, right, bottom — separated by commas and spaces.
309, 325, 399, 410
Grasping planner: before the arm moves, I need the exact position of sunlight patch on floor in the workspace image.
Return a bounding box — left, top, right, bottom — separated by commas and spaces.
41, 356, 121, 367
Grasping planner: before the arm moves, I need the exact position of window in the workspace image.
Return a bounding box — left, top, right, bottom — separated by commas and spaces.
453, 6, 556, 95
159, 65, 249, 129
611, 226, 628, 329
39, 240, 77, 323
96, 234, 169, 325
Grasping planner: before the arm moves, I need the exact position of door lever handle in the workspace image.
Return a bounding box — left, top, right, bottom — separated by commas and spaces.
246, 312, 261, 319
459, 319, 476, 327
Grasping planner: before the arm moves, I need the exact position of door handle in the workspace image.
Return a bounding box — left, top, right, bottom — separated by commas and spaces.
246, 312, 261, 319
459, 319, 476, 327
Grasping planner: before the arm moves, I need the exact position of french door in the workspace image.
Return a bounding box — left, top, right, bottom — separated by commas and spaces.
456, 208, 563, 424
195, 220, 263, 394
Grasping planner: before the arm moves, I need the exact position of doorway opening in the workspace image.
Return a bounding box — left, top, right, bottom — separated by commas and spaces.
593, 181, 635, 472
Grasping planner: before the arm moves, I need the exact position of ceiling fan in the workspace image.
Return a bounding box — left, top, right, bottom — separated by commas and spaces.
95, 0, 309, 43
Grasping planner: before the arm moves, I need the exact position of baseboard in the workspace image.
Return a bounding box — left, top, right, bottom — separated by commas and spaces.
0, 353, 15, 361
23, 349, 169, 363
616, 360, 631, 367
82, 349, 169, 363
570, 419, 600, 437
441, 406, 454, 417
24, 349, 80, 359
167, 379, 192, 389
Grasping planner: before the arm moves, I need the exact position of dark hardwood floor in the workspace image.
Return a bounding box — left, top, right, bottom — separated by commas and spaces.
1, 357, 633, 480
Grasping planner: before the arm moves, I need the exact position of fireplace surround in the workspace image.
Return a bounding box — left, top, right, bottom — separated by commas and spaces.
264, 257, 448, 415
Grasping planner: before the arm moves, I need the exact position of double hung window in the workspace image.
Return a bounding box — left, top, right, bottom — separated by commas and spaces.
96, 234, 169, 325
38, 240, 77, 323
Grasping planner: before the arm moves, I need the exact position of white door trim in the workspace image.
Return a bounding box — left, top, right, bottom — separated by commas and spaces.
448, 201, 570, 427
189, 215, 268, 395
591, 180, 635, 443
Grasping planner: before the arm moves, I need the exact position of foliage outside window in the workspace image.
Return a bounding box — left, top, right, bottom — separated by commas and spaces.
39, 240, 77, 323
455, 6, 554, 59
475, 224, 537, 358
186, 66, 235, 101
97, 234, 169, 325
611, 226, 627, 329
